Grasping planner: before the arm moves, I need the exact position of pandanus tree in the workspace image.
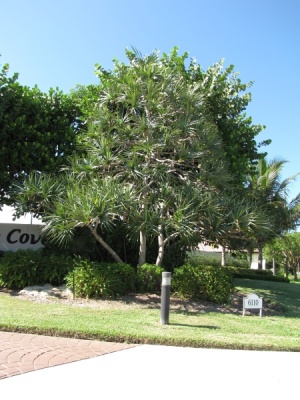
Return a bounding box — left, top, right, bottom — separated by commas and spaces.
11, 48, 269, 267
11, 172, 136, 263
69, 49, 231, 265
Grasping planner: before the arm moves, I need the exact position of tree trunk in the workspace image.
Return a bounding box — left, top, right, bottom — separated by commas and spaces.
88, 225, 123, 263
293, 265, 298, 281
257, 242, 263, 270
138, 230, 147, 266
156, 226, 164, 266
138, 199, 148, 266
221, 246, 226, 267
272, 258, 276, 276
247, 248, 253, 268
285, 265, 289, 279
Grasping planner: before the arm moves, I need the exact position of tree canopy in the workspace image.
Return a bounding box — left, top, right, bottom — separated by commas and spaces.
10, 48, 277, 266
246, 157, 300, 268
264, 232, 300, 280
158, 48, 269, 184
0, 62, 82, 203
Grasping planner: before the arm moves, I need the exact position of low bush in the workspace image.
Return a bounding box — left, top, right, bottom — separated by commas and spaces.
0, 249, 73, 289
187, 254, 221, 267
226, 266, 290, 283
0, 250, 43, 289
137, 264, 164, 293
40, 249, 74, 285
187, 253, 249, 268
66, 257, 136, 298
172, 264, 234, 304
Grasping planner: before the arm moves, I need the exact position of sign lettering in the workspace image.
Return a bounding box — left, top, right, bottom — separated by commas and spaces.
7, 229, 41, 245
0, 223, 43, 251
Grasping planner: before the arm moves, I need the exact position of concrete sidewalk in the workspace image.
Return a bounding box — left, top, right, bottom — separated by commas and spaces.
0, 332, 299, 399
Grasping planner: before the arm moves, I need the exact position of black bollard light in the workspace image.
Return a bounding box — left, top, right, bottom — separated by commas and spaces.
160, 272, 171, 325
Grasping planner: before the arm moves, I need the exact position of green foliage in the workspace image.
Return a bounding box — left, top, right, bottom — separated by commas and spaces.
187, 253, 249, 268
162, 238, 194, 269
40, 249, 74, 285
0, 249, 73, 289
182, 254, 289, 283
172, 264, 233, 303
226, 266, 290, 283
264, 232, 300, 280
66, 258, 136, 298
245, 158, 300, 267
11, 173, 136, 264
137, 264, 164, 293
88, 48, 232, 266
0, 63, 82, 202
0, 250, 41, 288
9, 48, 270, 266
225, 256, 249, 268
162, 49, 268, 185
187, 253, 221, 267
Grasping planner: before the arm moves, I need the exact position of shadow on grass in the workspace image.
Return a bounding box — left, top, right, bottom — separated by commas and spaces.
234, 278, 300, 317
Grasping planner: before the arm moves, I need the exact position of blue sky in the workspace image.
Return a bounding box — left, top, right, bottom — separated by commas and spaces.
1, 0, 299, 199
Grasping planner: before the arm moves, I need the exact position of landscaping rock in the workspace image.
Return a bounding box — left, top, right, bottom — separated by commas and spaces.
19, 284, 72, 299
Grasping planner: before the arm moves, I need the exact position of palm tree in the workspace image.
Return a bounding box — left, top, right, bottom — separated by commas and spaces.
246, 157, 300, 269
198, 190, 271, 267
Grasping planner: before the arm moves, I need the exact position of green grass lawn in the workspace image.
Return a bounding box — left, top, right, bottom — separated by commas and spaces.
1, 278, 300, 351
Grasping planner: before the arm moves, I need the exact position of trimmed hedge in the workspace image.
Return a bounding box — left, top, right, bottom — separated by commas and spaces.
65, 257, 136, 298
226, 266, 290, 283
172, 264, 234, 304
137, 264, 164, 293
187, 254, 249, 268
0, 249, 73, 289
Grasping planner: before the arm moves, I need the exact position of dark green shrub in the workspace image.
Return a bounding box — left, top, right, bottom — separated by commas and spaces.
187, 253, 249, 268
172, 264, 234, 304
66, 257, 136, 298
137, 264, 164, 293
39, 249, 74, 285
187, 254, 221, 267
0, 250, 43, 289
226, 266, 290, 283
225, 256, 249, 268
0, 249, 73, 289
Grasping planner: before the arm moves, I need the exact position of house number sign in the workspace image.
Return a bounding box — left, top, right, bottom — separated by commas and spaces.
243, 293, 263, 317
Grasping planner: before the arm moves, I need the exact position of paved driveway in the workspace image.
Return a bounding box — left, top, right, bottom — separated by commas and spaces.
0, 331, 299, 399
0, 331, 135, 379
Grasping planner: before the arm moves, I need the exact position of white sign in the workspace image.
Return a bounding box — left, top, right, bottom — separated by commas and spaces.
0, 223, 44, 251
243, 293, 263, 317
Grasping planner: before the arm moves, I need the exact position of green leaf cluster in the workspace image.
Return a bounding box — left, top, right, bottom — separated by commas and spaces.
0, 249, 73, 289
9, 48, 274, 266
172, 264, 234, 303
0, 63, 82, 202
65, 257, 136, 298
136, 263, 164, 293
